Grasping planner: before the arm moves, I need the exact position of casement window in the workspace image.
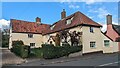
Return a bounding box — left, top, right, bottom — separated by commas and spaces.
104, 40, 110, 46
90, 27, 94, 33
90, 42, 96, 48
28, 34, 33, 38
30, 43, 35, 47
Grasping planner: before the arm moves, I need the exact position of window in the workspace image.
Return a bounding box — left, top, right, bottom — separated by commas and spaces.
30, 43, 35, 47
28, 34, 33, 38
104, 40, 110, 46
50, 25, 55, 30
66, 19, 71, 25
66, 17, 73, 25
90, 27, 94, 33
90, 42, 96, 48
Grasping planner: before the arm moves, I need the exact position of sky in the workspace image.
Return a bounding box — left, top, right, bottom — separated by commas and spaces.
0, 1, 119, 32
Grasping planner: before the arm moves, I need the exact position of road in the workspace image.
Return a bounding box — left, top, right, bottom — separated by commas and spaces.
16, 52, 120, 66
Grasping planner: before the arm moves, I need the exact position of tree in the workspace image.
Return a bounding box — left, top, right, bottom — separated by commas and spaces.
60, 30, 69, 43
2, 29, 9, 48
68, 31, 82, 46
55, 33, 60, 46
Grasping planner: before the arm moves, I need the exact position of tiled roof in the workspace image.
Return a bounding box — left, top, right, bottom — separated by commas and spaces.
113, 24, 120, 36
11, 19, 50, 34
44, 11, 102, 34
11, 11, 102, 35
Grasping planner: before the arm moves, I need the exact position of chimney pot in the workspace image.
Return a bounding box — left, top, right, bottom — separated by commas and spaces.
36, 17, 41, 24
106, 14, 112, 25
61, 9, 66, 19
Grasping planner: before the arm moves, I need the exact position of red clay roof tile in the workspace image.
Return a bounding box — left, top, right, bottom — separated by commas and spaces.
11, 11, 102, 35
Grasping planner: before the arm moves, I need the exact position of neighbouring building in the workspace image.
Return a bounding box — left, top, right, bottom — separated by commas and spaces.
9, 9, 119, 54
105, 14, 120, 51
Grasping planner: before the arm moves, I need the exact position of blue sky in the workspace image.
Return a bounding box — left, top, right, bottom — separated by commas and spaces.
0, 2, 118, 31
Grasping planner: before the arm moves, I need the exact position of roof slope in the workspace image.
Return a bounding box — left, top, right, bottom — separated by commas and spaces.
113, 24, 120, 36
11, 11, 102, 35
11, 19, 50, 34
45, 11, 102, 34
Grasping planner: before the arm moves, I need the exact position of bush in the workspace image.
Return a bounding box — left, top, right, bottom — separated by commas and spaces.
30, 48, 43, 58
29, 44, 82, 59
42, 43, 82, 59
11, 41, 29, 58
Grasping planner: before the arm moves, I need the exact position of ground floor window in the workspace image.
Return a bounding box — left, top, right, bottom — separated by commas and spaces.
90, 42, 96, 48
30, 43, 35, 48
104, 40, 110, 47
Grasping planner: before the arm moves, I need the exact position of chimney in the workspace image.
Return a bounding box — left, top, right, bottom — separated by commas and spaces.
61, 9, 66, 19
106, 14, 112, 25
36, 17, 41, 24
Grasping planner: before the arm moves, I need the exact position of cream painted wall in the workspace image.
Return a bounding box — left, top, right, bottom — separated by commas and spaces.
9, 32, 44, 49
82, 26, 103, 53
9, 25, 119, 54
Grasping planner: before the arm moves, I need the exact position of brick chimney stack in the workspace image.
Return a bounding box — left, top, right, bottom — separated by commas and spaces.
61, 9, 66, 19
106, 14, 112, 25
36, 17, 41, 24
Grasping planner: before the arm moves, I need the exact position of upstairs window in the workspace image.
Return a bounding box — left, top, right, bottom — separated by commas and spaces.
66, 19, 71, 25
66, 17, 73, 25
90, 27, 94, 33
104, 40, 110, 46
28, 34, 33, 38
50, 25, 55, 30
90, 42, 96, 48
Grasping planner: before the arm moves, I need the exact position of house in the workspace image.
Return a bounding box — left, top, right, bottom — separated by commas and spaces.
9, 9, 119, 54
105, 14, 120, 51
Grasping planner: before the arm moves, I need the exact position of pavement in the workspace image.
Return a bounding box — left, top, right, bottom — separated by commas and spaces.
1, 48, 26, 66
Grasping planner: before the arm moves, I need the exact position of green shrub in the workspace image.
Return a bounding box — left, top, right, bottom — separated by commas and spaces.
41, 43, 82, 59
11, 41, 29, 58
29, 44, 82, 59
30, 48, 43, 58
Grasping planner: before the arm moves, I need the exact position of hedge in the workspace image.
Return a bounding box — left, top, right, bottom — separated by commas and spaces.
42, 44, 82, 59
30, 48, 43, 58
11, 41, 82, 59
11, 40, 29, 58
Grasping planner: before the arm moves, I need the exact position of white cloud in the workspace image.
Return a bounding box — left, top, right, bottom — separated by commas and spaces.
0, 19, 10, 28
69, 4, 80, 9
60, 0, 80, 9
85, 0, 96, 4
89, 7, 110, 19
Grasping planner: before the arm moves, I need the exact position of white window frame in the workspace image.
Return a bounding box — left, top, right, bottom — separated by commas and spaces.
104, 40, 110, 47
50, 25, 55, 30
90, 42, 96, 48
90, 27, 94, 33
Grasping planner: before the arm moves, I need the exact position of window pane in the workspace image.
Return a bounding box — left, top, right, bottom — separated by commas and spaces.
90, 27, 93, 33
104, 40, 109, 46
90, 42, 96, 48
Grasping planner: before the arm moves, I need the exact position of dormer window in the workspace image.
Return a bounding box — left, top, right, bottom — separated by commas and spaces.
66, 19, 71, 25
66, 17, 73, 25
50, 25, 55, 30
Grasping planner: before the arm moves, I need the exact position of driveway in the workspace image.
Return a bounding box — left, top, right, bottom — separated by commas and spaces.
2, 48, 25, 65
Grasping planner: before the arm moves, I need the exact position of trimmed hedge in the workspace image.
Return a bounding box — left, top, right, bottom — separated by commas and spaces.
42, 44, 82, 59
11, 41, 82, 59
30, 48, 43, 58
11, 41, 29, 58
